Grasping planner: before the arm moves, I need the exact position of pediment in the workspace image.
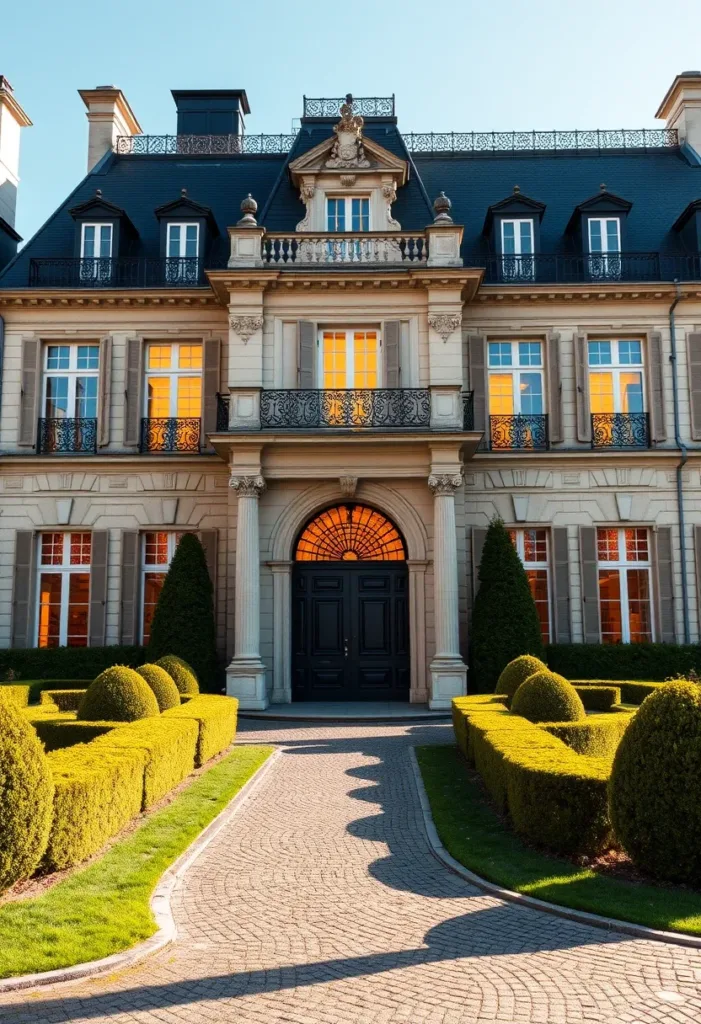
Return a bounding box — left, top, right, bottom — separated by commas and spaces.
70, 193, 126, 220
289, 133, 408, 186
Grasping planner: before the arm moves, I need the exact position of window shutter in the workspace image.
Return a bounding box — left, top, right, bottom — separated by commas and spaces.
383, 321, 400, 388
552, 527, 571, 642
575, 333, 591, 442
18, 338, 39, 447
695, 525, 701, 636
579, 526, 600, 643
88, 530, 109, 646
652, 526, 675, 642
97, 335, 112, 448
120, 530, 140, 644
646, 331, 666, 443
687, 332, 701, 440
467, 334, 486, 434
471, 526, 487, 598
297, 321, 316, 388
202, 337, 221, 444
198, 528, 218, 598
11, 531, 35, 648
124, 337, 143, 447
546, 331, 563, 443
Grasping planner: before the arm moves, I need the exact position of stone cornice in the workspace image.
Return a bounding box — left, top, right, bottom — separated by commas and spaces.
0, 290, 220, 309
476, 283, 701, 305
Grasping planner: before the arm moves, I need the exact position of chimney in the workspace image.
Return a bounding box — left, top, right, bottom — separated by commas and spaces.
0, 76, 32, 242
656, 71, 701, 155
171, 90, 250, 137
78, 86, 141, 172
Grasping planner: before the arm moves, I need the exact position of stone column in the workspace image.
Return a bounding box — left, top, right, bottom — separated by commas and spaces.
269, 560, 293, 704
428, 473, 467, 709
226, 474, 268, 710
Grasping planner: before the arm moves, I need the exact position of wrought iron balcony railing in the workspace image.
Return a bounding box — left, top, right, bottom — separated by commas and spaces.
37, 417, 97, 454
115, 133, 298, 155
303, 95, 395, 118
462, 252, 701, 285
462, 391, 475, 431
489, 414, 549, 451
216, 393, 230, 432
403, 128, 678, 153
29, 258, 207, 288
260, 389, 431, 429
262, 233, 428, 266
139, 418, 201, 453
591, 412, 650, 449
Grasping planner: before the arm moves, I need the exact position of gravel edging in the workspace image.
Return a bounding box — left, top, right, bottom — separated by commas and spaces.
408, 746, 701, 950
0, 747, 281, 993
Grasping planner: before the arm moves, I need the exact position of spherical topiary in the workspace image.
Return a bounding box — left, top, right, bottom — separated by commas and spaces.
155, 655, 199, 696
136, 663, 180, 712
511, 670, 586, 724
0, 700, 54, 892
609, 681, 701, 883
78, 666, 160, 722
496, 654, 548, 699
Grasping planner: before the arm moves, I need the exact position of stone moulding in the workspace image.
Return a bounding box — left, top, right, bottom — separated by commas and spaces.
228, 315, 264, 343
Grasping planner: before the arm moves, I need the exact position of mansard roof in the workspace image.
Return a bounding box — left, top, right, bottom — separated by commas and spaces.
2, 109, 701, 286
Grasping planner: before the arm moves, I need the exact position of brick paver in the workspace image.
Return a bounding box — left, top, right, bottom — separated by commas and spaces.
2, 718, 701, 1023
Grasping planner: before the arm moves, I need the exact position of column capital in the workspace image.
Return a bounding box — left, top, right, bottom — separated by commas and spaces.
229, 474, 266, 497
428, 472, 463, 496
427, 312, 462, 342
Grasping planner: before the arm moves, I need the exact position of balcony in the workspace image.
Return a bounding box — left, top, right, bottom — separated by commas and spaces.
261, 233, 428, 266
591, 412, 650, 449
139, 418, 201, 453
259, 389, 431, 429
28, 258, 207, 289
463, 253, 701, 285
489, 414, 549, 451
37, 417, 97, 454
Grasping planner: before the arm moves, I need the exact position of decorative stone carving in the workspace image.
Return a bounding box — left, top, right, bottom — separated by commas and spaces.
237, 194, 258, 227
428, 313, 461, 342
325, 96, 370, 169
295, 178, 316, 231
229, 315, 264, 343
339, 475, 358, 499
382, 180, 400, 229
229, 475, 266, 497
340, 174, 356, 187
428, 473, 463, 496
433, 191, 453, 224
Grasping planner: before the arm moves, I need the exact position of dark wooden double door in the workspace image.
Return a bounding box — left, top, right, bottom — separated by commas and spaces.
292, 563, 410, 702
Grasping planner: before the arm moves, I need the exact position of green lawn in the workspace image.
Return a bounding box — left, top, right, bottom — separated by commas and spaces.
0, 744, 273, 978
416, 745, 701, 936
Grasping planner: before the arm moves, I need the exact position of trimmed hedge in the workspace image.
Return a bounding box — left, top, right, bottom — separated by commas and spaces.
136, 664, 180, 712
609, 681, 701, 883
570, 679, 666, 705
0, 684, 30, 708
78, 666, 160, 723
541, 712, 633, 757
163, 695, 238, 766
155, 656, 199, 696
573, 685, 621, 712
3, 679, 91, 706
43, 744, 146, 871
0, 701, 54, 892
94, 717, 198, 808
453, 696, 612, 856
510, 670, 585, 723
40, 690, 87, 713
547, 643, 701, 682
496, 655, 547, 700
0, 646, 146, 682
31, 715, 118, 753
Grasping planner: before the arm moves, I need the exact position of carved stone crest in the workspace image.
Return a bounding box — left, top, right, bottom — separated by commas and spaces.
428, 313, 462, 342
325, 97, 370, 169
229, 315, 263, 343
339, 475, 358, 499
428, 473, 463, 496
340, 174, 356, 187
229, 474, 266, 497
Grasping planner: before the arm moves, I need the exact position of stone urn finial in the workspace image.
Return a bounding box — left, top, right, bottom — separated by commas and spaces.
237, 193, 258, 227
433, 191, 453, 224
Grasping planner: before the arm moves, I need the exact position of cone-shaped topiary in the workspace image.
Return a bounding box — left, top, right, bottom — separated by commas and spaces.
78, 666, 160, 722
155, 655, 199, 695
609, 681, 701, 883
511, 670, 586, 723
136, 663, 180, 711
0, 700, 54, 892
470, 517, 545, 691
147, 533, 217, 687
496, 654, 548, 699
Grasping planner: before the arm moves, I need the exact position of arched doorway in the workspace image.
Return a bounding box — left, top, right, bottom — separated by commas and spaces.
292, 504, 410, 702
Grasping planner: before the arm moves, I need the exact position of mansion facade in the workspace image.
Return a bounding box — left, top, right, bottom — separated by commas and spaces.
2, 76, 701, 707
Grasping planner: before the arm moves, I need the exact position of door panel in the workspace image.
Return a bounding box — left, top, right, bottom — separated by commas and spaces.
292, 563, 410, 701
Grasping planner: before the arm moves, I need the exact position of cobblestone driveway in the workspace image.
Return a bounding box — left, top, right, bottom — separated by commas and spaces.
2, 719, 701, 1023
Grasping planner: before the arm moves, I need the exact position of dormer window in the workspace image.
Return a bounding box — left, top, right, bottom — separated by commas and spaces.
567, 188, 631, 281
483, 189, 545, 284
588, 217, 620, 254
166, 223, 200, 283
501, 219, 534, 281
80, 223, 112, 260
327, 197, 370, 232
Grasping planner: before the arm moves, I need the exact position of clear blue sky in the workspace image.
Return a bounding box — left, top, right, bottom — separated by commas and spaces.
3, 0, 701, 244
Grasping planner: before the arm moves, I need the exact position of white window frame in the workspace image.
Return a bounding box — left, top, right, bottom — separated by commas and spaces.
587, 339, 646, 414
143, 341, 203, 419
588, 217, 621, 254
510, 527, 551, 644
587, 217, 622, 280
326, 196, 371, 233
499, 219, 535, 281
35, 532, 92, 648
166, 222, 200, 257
316, 327, 383, 389
487, 340, 545, 415
596, 527, 654, 644
43, 343, 100, 419
140, 531, 183, 643
80, 222, 113, 260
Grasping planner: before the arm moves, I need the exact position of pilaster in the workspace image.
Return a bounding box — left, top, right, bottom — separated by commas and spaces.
428, 471, 467, 709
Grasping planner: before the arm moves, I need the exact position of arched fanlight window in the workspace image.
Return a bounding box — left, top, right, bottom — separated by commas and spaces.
295, 505, 406, 562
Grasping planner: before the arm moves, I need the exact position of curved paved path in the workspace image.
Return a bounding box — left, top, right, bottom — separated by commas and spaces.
2, 719, 701, 1023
